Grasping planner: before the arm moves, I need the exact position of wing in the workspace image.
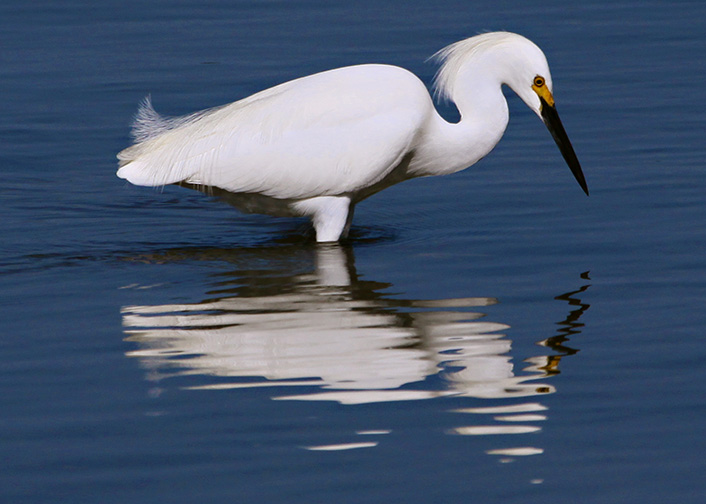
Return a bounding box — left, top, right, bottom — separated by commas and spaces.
117, 65, 433, 200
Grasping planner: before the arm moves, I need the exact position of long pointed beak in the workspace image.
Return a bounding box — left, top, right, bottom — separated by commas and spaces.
539, 97, 589, 196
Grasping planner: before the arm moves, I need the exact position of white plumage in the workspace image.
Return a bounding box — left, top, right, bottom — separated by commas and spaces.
117, 32, 587, 242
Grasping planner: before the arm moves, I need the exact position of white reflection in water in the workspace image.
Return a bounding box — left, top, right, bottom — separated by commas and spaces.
304, 442, 379, 452
121, 245, 589, 457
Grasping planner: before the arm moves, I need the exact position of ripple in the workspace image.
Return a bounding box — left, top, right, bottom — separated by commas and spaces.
303, 442, 379, 451
485, 447, 544, 456
449, 426, 542, 435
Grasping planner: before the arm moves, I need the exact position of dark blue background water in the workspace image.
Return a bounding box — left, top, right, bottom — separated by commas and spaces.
2, 1, 705, 502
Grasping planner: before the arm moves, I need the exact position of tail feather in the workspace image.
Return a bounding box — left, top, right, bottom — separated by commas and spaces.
131, 95, 170, 143
116, 96, 226, 186
116, 96, 172, 182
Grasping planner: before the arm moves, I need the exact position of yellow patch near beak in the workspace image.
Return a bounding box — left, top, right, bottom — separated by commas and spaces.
532, 83, 555, 107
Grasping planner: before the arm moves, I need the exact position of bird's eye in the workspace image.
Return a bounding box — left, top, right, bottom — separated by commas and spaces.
533, 76, 545, 87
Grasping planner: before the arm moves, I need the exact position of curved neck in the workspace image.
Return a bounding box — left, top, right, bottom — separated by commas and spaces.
410, 76, 509, 178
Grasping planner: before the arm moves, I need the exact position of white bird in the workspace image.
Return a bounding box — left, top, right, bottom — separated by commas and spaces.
117, 31, 588, 242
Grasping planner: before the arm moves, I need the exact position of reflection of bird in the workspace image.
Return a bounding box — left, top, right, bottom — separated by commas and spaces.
121, 245, 568, 403
118, 32, 587, 242
121, 245, 504, 395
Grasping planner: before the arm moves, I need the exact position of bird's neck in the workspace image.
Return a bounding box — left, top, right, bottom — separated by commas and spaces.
410, 82, 509, 178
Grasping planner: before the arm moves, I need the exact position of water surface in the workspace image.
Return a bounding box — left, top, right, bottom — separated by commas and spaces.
2, 1, 705, 503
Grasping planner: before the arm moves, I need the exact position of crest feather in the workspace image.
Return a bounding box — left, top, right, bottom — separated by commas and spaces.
431, 31, 525, 102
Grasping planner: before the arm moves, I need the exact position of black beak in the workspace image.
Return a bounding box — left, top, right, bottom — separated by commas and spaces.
540, 97, 589, 196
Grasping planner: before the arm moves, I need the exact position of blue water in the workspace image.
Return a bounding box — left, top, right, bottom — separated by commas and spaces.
2, 1, 705, 502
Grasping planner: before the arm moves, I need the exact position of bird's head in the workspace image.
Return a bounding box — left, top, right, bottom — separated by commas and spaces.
502, 35, 589, 196
433, 32, 588, 195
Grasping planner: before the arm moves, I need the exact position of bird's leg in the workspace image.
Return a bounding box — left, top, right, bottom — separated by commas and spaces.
341, 204, 356, 239
292, 196, 352, 243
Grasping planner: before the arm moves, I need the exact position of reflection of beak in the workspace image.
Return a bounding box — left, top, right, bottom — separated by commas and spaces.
539, 96, 589, 196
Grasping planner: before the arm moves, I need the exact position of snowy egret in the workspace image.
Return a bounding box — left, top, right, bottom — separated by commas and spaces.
117, 31, 588, 242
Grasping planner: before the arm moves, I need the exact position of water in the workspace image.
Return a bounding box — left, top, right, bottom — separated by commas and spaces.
2, 1, 705, 502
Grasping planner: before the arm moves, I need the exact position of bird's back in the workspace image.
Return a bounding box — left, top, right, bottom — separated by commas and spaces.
117, 64, 433, 200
